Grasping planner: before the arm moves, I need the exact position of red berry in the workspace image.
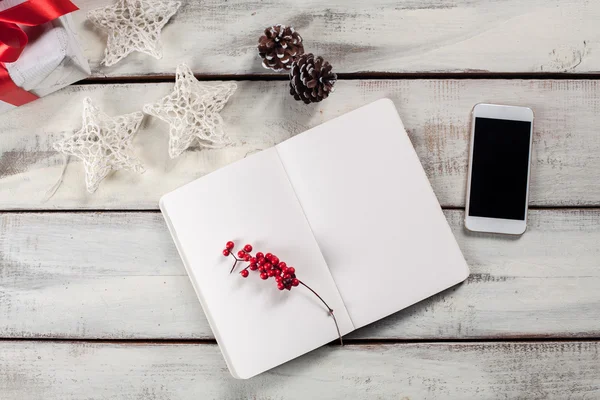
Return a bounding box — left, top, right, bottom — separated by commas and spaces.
277, 283, 285, 290
258, 266, 265, 273
226, 241, 234, 250
240, 270, 249, 278
256, 252, 264, 259
263, 262, 272, 269
275, 275, 282, 282
271, 256, 279, 265
265, 253, 273, 260
249, 264, 258, 271
250, 257, 257, 264
287, 267, 295, 275
244, 254, 251, 261
244, 244, 253, 253
260, 273, 268, 280
222, 249, 230, 256
279, 262, 287, 269
267, 270, 275, 277
237, 250, 246, 258
280, 266, 288, 274
283, 273, 291, 279
292, 278, 299, 287
257, 259, 264, 266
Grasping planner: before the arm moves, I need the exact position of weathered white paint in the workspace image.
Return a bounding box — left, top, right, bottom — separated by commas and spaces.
1, 210, 598, 340
1, 2, 598, 397
1, 80, 599, 209
71, 0, 600, 76
1, 341, 598, 399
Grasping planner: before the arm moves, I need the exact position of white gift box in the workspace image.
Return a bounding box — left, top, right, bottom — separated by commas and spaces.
0, 0, 90, 114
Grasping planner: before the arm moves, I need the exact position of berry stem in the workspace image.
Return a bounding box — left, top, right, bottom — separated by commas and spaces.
229, 259, 238, 274
228, 254, 243, 274
224, 246, 343, 345
299, 280, 343, 346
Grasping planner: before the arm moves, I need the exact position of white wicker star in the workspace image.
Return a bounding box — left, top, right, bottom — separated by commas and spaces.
53, 97, 145, 193
87, 0, 182, 67
143, 64, 237, 158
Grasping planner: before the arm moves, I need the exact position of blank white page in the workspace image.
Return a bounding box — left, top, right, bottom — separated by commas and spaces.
160, 148, 353, 379
276, 99, 469, 329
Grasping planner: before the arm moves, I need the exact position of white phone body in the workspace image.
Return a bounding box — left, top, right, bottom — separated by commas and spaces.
465, 103, 534, 235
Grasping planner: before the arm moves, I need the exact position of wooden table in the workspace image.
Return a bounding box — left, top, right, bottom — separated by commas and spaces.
1, 1, 600, 398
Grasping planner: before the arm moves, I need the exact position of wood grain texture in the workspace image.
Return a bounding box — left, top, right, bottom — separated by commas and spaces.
72, 0, 600, 76
2, 2, 598, 396
1, 80, 599, 209
1, 209, 599, 340
1, 341, 599, 399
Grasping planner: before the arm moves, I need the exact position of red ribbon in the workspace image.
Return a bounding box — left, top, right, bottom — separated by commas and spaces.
0, 0, 78, 106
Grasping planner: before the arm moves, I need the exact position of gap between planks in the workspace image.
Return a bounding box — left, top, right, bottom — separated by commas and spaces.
0, 206, 597, 214
2, 337, 600, 345
80, 72, 600, 85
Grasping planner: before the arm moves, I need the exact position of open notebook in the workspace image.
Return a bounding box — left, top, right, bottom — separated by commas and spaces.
160, 99, 470, 379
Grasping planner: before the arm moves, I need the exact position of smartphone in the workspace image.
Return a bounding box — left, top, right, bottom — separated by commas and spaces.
465, 103, 534, 235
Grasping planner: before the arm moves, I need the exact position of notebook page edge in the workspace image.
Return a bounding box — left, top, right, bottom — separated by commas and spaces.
158, 148, 354, 379
275, 98, 470, 331
159, 195, 242, 379
350, 99, 470, 328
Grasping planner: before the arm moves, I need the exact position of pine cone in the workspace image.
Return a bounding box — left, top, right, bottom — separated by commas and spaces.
289, 54, 337, 104
258, 25, 304, 72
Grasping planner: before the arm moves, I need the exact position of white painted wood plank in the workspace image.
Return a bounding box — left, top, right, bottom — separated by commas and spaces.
1, 80, 599, 209
72, 0, 600, 76
1, 341, 598, 399
1, 210, 599, 340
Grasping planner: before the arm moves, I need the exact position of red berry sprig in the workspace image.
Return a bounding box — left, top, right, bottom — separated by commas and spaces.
221, 241, 343, 345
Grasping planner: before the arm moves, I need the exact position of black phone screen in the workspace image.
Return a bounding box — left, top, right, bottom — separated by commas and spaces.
468, 117, 532, 220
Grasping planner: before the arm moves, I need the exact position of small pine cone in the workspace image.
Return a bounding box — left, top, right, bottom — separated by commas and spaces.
258, 25, 304, 72
289, 54, 337, 104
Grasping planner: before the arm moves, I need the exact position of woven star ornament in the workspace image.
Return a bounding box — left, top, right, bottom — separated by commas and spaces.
53, 98, 145, 193
88, 0, 182, 67
143, 64, 237, 158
